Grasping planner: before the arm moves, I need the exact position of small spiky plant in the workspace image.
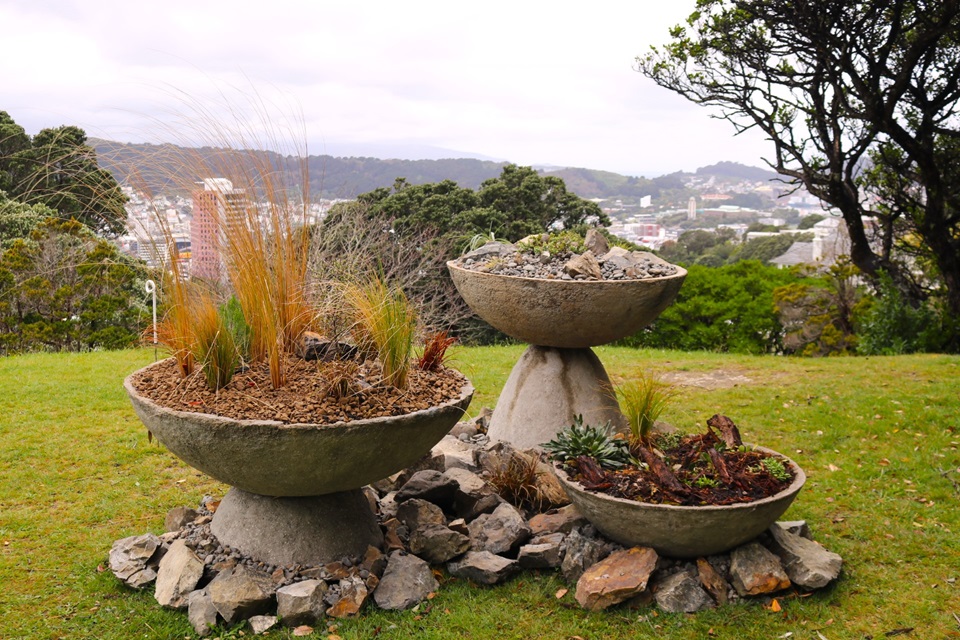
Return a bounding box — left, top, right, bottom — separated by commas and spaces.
417, 330, 456, 372
543, 415, 631, 470
488, 451, 548, 512
615, 373, 678, 444
345, 276, 418, 389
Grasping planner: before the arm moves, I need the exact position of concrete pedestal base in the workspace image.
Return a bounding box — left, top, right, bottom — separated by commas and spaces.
488, 345, 626, 449
211, 487, 384, 566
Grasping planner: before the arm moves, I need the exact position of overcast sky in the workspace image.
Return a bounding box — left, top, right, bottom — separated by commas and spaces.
0, 0, 774, 178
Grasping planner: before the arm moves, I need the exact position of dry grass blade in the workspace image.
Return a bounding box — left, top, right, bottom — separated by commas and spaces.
615, 373, 679, 443
344, 276, 417, 389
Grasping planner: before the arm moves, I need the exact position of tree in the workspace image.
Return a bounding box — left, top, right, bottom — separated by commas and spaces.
0, 111, 127, 237
0, 217, 146, 353
639, 1, 960, 316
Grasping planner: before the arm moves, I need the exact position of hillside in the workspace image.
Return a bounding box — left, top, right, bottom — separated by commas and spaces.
92, 139, 775, 201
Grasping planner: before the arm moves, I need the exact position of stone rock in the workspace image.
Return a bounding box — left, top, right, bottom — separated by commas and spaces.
584, 228, 610, 256
431, 435, 480, 472
561, 529, 609, 584
447, 551, 520, 585
360, 545, 388, 578
395, 498, 445, 532
378, 491, 400, 520
563, 251, 602, 280
394, 452, 446, 488
476, 440, 517, 477
155, 539, 204, 609
448, 518, 469, 536
374, 552, 439, 610
517, 541, 564, 570
653, 568, 715, 613
729, 542, 791, 596
165, 506, 198, 532
208, 565, 277, 625
395, 470, 458, 508
461, 241, 518, 262
248, 614, 278, 635
187, 588, 219, 637
445, 467, 501, 520
533, 458, 570, 507
299, 332, 358, 361
777, 519, 812, 540
575, 546, 658, 611
409, 524, 471, 564
599, 246, 634, 270
323, 561, 355, 581
468, 502, 531, 555
382, 518, 405, 552
696, 557, 730, 605
109, 533, 161, 589
327, 575, 368, 618
529, 504, 585, 537
767, 523, 842, 589
448, 421, 478, 439
276, 579, 328, 627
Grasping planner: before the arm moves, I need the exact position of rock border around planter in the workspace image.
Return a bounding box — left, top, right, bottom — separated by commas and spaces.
110, 433, 840, 635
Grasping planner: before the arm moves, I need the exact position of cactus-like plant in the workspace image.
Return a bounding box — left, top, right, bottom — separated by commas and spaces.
543, 415, 630, 470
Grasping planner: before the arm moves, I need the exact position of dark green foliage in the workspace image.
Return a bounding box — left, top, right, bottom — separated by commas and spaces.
0, 218, 147, 354
857, 271, 957, 355
621, 262, 798, 354
543, 415, 631, 470
737, 233, 813, 264
0, 112, 127, 238
219, 296, 251, 363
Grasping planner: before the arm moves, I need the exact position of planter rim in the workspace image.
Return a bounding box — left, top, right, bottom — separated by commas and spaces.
446, 260, 688, 284
553, 444, 806, 512
124, 358, 473, 429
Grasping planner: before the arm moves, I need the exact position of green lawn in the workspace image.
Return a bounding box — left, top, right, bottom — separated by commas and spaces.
1, 347, 958, 639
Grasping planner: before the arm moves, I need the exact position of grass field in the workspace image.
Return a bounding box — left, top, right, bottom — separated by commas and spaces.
1, 346, 958, 639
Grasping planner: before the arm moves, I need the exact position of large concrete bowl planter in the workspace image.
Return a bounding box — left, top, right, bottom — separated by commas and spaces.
124, 360, 473, 565
447, 261, 686, 448
446, 261, 686, 349
554, 448, 806, 558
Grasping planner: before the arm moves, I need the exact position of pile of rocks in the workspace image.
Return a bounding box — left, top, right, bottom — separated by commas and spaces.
109, 416, 842, 636
452, 229, 680, 281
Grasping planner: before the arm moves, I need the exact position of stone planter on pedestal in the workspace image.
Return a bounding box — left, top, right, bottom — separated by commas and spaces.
125, 362, 473, 566
447, 261, 686, 448
553, 448, 806, 558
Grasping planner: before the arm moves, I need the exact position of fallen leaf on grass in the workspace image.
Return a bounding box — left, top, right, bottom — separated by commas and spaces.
292, 626, 313, 636
884, 628, 914, 637
555, 588, 569, 599
767, 598, 782, 612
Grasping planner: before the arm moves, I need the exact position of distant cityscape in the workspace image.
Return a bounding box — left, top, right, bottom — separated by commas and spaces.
118, 167, 855, 275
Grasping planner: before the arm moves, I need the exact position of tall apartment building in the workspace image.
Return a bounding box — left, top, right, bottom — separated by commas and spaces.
190, 178, 244, 281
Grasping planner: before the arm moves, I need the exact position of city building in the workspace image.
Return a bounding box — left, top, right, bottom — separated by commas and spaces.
190, 178, 245, 281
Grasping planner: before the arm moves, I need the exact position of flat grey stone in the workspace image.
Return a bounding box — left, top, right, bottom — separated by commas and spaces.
155, 539, 204, 609
468, 502, 531, 555
374, 552, 438, 610
518, 541, 563, 569
395, 470, 458, 508
561, 529, 609, 584
208, 565, 277, 625
729, 542, 791, 596
654, 568, 715, 613
248, 615, 278, 635
409, 524, 471, 564
164, 506, 198, 532
767, 523, 842, 589
432, 436, 479, 472
447, 551, 519, 585
395, 498, 445, 532
187, 588, 219, 637
277, 579, 327, 626
109, 533, 161, 589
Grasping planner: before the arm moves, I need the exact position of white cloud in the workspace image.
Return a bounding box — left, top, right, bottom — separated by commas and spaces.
0, 0, 773, 176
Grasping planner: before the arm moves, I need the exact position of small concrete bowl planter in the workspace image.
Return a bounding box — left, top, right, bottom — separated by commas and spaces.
447, 261, 687, 348
554, 447, 806, 558
124, 360, 474, 497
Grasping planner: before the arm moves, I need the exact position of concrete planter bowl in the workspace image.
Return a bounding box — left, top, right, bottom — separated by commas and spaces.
124, 360, 474, 497
447, 261, 687, 348
554, 447, 806, 558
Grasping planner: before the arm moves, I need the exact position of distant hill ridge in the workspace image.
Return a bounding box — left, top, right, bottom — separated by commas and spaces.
91, 139, 775, 200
